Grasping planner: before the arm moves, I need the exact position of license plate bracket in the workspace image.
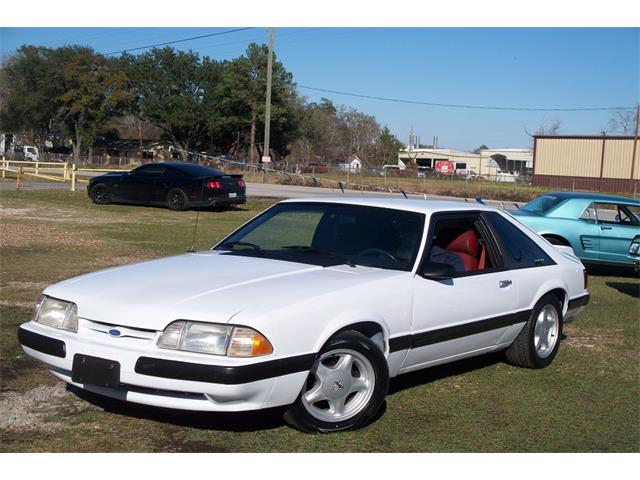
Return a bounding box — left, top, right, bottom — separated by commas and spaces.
228, 192, 237, 198
72, 354, 120, 388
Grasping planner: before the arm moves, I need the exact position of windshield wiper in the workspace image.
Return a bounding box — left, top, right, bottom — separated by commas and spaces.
219, 241, 265, 253
281, 246, 358, 267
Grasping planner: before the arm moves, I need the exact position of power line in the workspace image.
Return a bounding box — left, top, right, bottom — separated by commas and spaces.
299, 85, 636, 112
102, 27, 255, 56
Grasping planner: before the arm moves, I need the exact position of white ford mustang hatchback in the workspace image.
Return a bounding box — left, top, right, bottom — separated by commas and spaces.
19, 197, 589, 432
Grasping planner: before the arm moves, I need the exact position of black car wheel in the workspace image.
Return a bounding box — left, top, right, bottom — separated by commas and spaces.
90, 184, 112, 205
166, 188, 190, 211
283, 331, 389, 433
505, 293, 563, 369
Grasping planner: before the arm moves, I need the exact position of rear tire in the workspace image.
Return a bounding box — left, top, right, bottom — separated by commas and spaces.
283, 331, 388, 433
90, 183, 112, 205
166, 188, 190, 211
505, 293, 563, 369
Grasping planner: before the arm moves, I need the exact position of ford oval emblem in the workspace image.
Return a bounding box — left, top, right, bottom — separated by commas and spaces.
108, 329, 122, 337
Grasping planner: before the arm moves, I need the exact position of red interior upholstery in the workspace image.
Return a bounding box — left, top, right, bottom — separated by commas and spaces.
446, 230, 479, 271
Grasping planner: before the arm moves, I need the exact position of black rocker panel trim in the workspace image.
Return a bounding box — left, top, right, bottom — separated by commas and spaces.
17, 327, 66, 358
135, 353, 317, 385
388, 309, 531, 353
567, 294, 590, 310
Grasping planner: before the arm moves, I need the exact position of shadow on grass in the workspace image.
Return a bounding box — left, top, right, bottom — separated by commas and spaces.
388, 352, 504, 396
585, 264, 639, 278
606, 282, 640, 299
66, 384, 287, 432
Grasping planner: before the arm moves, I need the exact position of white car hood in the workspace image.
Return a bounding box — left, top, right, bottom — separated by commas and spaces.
44, 251, 398, 330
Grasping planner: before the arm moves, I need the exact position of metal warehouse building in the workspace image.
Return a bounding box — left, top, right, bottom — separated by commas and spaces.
532, 135, 640, 194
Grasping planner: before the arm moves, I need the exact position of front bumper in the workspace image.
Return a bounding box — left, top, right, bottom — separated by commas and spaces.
18, 321, 312, 412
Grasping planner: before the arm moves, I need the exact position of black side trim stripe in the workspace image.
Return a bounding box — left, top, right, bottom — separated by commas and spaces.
568, 294, 590, 310
17, 327, 66, 358
135, 353, 317, 385
389, 310, 531, 353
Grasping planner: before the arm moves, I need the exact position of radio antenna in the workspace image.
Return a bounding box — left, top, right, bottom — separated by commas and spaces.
188, 183, 206, 252
187, 209, 200, 253
400, 189, 408, 199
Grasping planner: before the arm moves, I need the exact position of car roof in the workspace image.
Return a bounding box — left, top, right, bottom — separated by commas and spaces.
161, 162, 223, 176
280, 196, 496, 215
544, 191, 640, 205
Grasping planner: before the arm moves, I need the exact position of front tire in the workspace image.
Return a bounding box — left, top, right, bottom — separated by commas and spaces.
505, 293, 563, 368
90, 183, 112, 205
166, 188, 190, 211
283, 331, 389, 433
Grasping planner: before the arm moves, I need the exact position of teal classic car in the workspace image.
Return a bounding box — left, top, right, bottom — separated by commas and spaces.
513, 192, 640, 269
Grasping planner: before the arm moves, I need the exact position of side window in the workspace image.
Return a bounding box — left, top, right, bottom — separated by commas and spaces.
425, 214, 497, 275
131, 165, 166, 177
163, 168, 185, 178
594, 203, 640, 226
580, 203, 597, 222
485, 212, 554, 269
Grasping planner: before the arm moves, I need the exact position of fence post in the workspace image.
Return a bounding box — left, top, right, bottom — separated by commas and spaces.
35, 161, 39, 175
1, 160, 5, 179
71, 165, 77, 192
16, 167, 23, 190
63, 162, 69, 181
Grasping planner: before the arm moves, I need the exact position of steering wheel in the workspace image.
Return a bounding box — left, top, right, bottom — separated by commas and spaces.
358, 248, 398, 262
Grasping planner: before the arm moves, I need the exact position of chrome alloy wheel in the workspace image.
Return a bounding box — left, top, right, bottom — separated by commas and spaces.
301, 349, 376, 423
534, 305, 559, 358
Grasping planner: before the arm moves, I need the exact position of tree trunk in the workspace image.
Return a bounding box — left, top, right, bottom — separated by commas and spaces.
138, 118, 143, 149
250, 109, 257, 163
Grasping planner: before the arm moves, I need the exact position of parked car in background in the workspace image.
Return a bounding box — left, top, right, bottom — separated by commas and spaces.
513, 192, 640, 269
19, 197, 589, 432
88, 162, 246, 211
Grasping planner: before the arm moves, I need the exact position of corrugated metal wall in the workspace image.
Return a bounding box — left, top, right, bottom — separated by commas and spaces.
533, 136, 640, 194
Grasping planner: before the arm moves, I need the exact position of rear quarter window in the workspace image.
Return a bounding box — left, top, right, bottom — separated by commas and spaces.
485, 212, 554, 269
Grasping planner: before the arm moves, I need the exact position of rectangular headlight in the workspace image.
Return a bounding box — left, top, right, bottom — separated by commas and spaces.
158, 321, 232, 355
34, 296, 78, 332
157, 321, 273, 356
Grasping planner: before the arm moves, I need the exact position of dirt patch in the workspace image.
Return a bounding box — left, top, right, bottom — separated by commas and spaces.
565, 328, 626, 353
0, 383, 100, 432
1, 221, 103, 248
3, 281, 50, 290
0, 300, 34, 308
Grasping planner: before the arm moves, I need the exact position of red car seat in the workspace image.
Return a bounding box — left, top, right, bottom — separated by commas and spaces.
446, 230, 479, 271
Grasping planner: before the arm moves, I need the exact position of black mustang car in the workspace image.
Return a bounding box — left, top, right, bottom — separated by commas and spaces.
87, 162, 246, 211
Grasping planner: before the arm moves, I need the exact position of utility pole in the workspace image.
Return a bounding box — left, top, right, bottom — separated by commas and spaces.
262, 27, 275, 181
630, 104, 639, 193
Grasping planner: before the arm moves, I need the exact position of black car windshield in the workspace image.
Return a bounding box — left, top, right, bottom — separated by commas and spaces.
520, 196, 565, 215
214, 203, 426, 271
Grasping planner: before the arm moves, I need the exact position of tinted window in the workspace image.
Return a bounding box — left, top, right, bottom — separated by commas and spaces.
520, 196, 565, 215
163, 167, 185, 178
131, 164, 166, 177
486, 212, 554, 268
173, 163, 223, 177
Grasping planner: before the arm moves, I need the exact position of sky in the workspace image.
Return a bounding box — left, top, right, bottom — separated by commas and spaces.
1, 27, 638, 151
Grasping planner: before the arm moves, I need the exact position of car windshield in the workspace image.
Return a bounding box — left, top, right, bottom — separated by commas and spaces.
520, 195, 565, 215
214, 202, 426, 271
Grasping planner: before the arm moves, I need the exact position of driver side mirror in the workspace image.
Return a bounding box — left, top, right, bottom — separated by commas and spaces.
419, 261, 456, 280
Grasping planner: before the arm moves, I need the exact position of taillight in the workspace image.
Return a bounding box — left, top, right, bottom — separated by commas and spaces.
237, 179, 245, 188
206, 180, 222, 189
583, 269, 588, 290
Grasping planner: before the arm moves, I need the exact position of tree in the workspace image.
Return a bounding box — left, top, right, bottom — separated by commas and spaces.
123, 48, 221, 158
0, 46, 63, 151
376, 126, 403, 166
215, 43, 298, 161
54, 46, 132, 162
607, 108, 638, 135
534, 119, 562, 136
473, 144, 489, 154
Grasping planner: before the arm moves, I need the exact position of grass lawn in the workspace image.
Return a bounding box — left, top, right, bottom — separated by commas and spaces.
1, 188, 638, 452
